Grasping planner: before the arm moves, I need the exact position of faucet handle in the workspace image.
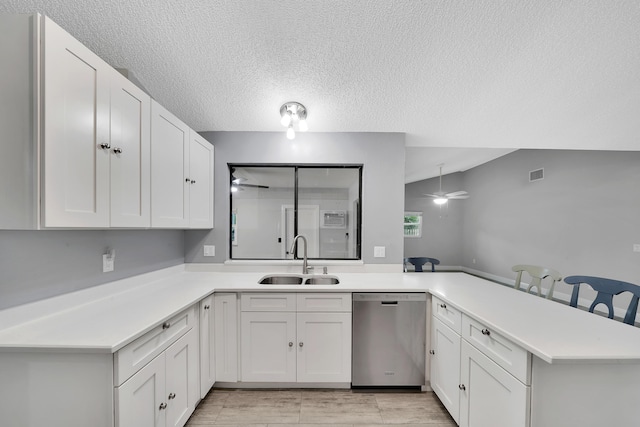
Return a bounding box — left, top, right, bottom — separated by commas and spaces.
306, 266, 315, 274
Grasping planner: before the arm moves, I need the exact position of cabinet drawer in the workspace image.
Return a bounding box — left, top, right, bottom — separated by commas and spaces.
241, 293, 296, 312
297, 293, 352, 312
462, 315, 531, 385
432, 296, 462, 334
114, 305, 196, 386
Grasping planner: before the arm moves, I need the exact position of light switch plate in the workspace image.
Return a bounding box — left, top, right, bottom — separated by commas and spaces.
634, 244, 640, 253
374, 246, 386, 258
203, 245, 216, 257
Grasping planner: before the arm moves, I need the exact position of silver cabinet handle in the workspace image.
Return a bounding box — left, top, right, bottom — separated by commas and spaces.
185, 178, 191, 183
162, 322, 171, 329
299, 342, 304, 347
481, 328, 491, 336
159, 402, 167, 410
99, 142, 111, 150
168, 393, 176, 400
459, 384, 466, 391
204, 305, 210, 310
429, 350, 435, 355
440, 303, 447, 309
191, 179, 196, 184
113, 147, 123, 154
289, 342, 293, 347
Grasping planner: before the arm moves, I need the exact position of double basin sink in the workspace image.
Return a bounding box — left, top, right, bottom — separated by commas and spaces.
258, 274, 340, 285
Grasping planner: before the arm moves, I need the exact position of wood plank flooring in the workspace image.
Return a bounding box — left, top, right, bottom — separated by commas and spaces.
186, 389, 457, 426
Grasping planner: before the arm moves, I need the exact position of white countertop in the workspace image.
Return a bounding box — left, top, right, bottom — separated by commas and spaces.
1, 265, 640, 364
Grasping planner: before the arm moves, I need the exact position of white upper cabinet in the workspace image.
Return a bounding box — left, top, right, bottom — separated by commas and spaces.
151, 101, 214, 229
188, 131, 214, 228
109, 68, 151, 227
42, 16, 112, 227
0, 14, 210, 230
151, 100, 190, 228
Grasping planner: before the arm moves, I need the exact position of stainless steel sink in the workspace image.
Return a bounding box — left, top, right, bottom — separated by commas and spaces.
258, 274, 340, 285
258, 274, 304, 285
304, 276, 340, 285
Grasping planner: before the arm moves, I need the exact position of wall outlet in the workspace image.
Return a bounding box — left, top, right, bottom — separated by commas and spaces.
102, 251, 115, 272
203, 245, 215, 257
634, 244, 640, 253
374, 246, 386, 258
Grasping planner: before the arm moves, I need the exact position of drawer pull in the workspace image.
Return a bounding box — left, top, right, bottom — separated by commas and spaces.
204, 305, 210, 310
113, 147, 123, 154
458, 384, 466, 391
99, 142, 111, 150
159, 402, 167, 410
481, 328, 491, 336
429, 350, 435, 355
299, 342, 304, 347
162, 322, 171, 330
440, 303, 447, 309
289, 342, 294, 347
168, 393, 176, 400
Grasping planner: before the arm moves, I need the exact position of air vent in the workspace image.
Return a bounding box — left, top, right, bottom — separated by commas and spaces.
529, 168, 544, 182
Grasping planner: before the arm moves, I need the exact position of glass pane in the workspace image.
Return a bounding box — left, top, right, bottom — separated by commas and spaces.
230, 166, 294, 259
298, 167, 360, 259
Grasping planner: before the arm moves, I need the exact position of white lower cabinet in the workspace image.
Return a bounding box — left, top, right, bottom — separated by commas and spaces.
459, 340, 529, 427
430, 296, 530, 427
199, 295, 215, 398
115, 307, 199, 427
214, 293, 239, 382
240, 293, 352, 384
430, 317, 461, 423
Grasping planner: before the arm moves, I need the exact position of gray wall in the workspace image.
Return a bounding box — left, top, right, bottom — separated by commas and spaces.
185, 132, 406, 264
461, 149, 640, 290
404, 172, 464, 266
0, 230, 184, 309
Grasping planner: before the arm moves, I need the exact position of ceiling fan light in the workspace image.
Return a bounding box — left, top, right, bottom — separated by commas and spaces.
434, 197, 448, 205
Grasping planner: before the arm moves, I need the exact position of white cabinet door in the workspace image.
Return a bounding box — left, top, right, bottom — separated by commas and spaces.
109, 69, 151, 227
460, 340, 530, 427
296, 312, 352, 383
151, 100, 190, 228
431, 317, 461, 424
199, 296, 215, 398
165, 330, 199, 427
241, 311, 297, 382
42, 16, 111, 227
116, 353, 167, 427
188, 131, 214, 228
214, 293, 238, 382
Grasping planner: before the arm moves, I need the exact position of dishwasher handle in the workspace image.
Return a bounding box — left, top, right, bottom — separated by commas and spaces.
381, 301, 398, 305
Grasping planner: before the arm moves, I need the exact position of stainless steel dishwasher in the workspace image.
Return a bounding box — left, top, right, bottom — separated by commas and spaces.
352, 293, 426, 387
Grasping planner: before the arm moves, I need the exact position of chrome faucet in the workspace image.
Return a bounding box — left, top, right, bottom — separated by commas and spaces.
290, 235, 309, 274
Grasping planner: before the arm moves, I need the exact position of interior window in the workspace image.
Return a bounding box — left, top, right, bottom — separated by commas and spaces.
230, 164, 362, 260
404, 212, 422, 238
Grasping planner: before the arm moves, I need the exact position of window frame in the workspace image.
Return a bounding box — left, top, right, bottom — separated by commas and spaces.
404, 211, 423, 238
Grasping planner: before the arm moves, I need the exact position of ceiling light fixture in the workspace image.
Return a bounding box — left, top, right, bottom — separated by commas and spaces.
280, 102, 308, 140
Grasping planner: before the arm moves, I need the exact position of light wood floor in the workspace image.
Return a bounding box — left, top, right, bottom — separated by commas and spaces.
186, 389, 457, 426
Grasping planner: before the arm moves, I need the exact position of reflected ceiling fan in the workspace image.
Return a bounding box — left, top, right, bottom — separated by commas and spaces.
230, 167, 269, 191
423, 164, 469, 204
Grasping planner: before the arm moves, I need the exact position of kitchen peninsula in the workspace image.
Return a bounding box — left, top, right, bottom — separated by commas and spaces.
1, 267, 639, 427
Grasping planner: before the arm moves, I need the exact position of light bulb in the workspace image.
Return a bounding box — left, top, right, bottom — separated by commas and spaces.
286, 125, 295, 140
434, 197, 448, 205
298, 119, 308, 132
280, 112, 292, 127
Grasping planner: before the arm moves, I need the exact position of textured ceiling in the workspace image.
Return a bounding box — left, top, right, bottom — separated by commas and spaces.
2, 1, 639, 182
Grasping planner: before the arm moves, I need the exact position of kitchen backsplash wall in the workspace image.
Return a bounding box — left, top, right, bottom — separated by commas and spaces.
0, 230, 184, 310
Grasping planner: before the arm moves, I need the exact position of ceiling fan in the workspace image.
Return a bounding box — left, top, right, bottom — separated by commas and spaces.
230, 167, 269, 191
423, 164, 469, 204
